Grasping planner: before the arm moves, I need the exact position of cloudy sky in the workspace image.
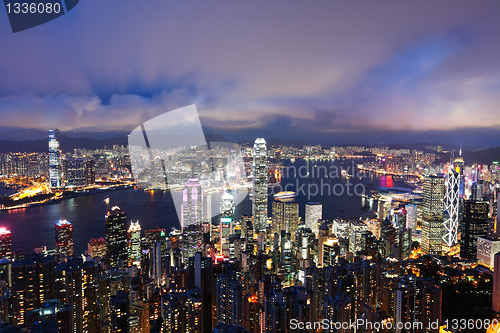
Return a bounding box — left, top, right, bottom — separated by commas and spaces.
1, 0, 500, 146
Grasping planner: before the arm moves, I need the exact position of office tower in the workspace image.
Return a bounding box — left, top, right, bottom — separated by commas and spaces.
477, 237, 500, 269
48, 129, 61, 189
105, 206, 128, 268
110, 291, 130, 333
443, 167, 460, 246
160, 290, 202, 333
220, 191, 235, 257
471, 182, 484, 201
272, 195, 299, 238
88, 237, 106, 258
252, 138, 268, 232
0, 228, 12, 260
182, 178, 203, 231
460, 200, 489, 258
305, 202, 322, 236
55, 219, 74, 256
421, 175, 445, 255
64, 158, 86, 187
493, 252, 500, 312
85, 160, 95, 185
405, 204, 417, 231
422, 175, 445, 218
398, 227, 412, 260
128, 220, 141, 267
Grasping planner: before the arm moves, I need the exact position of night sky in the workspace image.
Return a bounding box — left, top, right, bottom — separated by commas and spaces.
0, 1, 500, 146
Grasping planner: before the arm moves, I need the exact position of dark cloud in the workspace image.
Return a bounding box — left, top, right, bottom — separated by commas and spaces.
0, 0, 499, 143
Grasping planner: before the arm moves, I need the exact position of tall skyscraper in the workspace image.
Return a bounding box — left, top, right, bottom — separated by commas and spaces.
305, 202, 322, 236
272, 195, 299, 238
220, 190, 235, 257
443, 167, 460, 246
460, 200, 489, 258
55, 219, 74, 256
128, 220, 141, 267
421, 175, 445, 255
88, 237, 106, 258
85, 160, 95, 185
182, 178, 203, 231
493, 252, 500, 312
105, 206, 128, 268
252, 138, 268, 232
0, 228, 12, 260
48, 129, 61, 189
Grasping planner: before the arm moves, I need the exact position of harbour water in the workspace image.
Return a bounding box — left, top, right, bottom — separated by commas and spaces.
0, 158, 408, 255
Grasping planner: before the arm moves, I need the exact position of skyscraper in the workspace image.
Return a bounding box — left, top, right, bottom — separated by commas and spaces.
252, 138, 268, 232
105, 206, 128, 268
460, 200, 489, 258
443, 167, 460, 247
128, 220, 141, 267
421, 175, 445, 255
272, 195, 299, 238
182, 178, 204, 231
64, 158, 86, 187
55, 219, 74, 256
493, 252, 500, 312
48, 129, 61, 189
0, 228, 12, 260
220, 190, 235, 257
305, 202, 322, 236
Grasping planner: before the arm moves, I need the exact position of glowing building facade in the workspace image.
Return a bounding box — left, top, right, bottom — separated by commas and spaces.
0, 228, 12, 260
252, 138, 268, 232
55, 219, 74, 256
443, 167, 460, 247
48, 129, 61, 189
105, 206, 128, 268
305, 202, 322, 236
182, 178, 203, 231
128, 220, 141, 266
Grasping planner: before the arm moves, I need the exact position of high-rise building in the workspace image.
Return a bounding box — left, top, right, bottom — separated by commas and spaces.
0, 228, 12, 260
422, 175, 445, 218
105, 206, 128, 268
272, 195, 299, 238
421, 175, 445, 255
493, 252, 500, 312
305, 202, 322, 236
64, 158, 86, 187
443, 167, 460, 246
85, 160, 95, 185
128, 220, 141, 267
182, 178, 203, 231
252, 138, 268, 232
220, 191, 235, 257
55, 219, 74, 256
88, 237, 106, 258
405, 204, 417, 231
460, 200, 489, 258
48, 129, 61, 189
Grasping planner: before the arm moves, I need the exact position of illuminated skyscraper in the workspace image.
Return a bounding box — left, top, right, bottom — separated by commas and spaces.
460, 200, 489, 258
252, 138, 268, 232
421, 175, 445, 255
128, 220, 141, 267
105, 206, 128, 268
305, 202, 322, 236
182, 178, 203, 231
272, 195, 299, 239
55, 219, 74, 256
48, 129, 61, 189
88, 237, 106, 258
443, 167, 460, 247
0, 228, 12, 260
220, 190, 235, 257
